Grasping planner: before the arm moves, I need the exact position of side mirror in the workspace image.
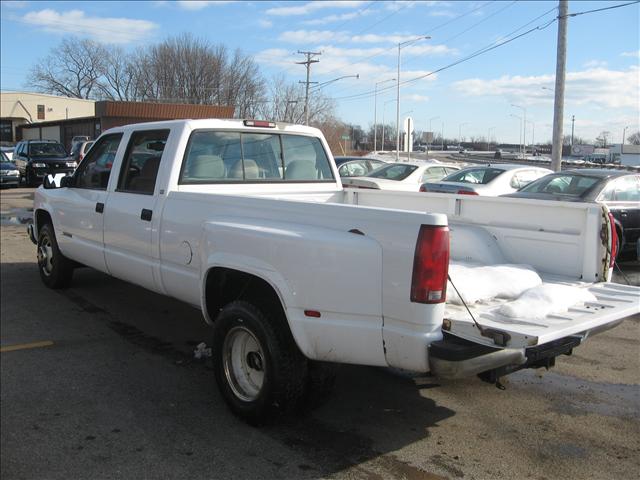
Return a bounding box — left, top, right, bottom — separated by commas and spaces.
60, 175, 74, 188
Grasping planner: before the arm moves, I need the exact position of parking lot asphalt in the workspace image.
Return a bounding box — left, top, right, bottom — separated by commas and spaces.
1, 187, 639, 480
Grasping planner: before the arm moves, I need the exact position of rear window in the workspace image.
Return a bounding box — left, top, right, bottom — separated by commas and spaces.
180, 131, 334, 183
367, 164, 418, 181
443, 167, 505, 184
520, 174, 600, 196
28, 142, 67, 158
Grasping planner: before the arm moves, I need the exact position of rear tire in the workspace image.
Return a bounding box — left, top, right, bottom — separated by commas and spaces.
37, 223, 74, 288
212, 301, 307, 425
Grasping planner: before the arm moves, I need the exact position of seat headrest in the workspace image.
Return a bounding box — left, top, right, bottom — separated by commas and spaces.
190, 155, 224, 179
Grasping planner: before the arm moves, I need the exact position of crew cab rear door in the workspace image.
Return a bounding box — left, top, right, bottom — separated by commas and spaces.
103, 129, 170, 292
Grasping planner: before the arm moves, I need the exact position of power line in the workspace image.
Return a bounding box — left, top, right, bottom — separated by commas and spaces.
565, 1, 639, 17
316, 1, 494, 80
334, 8, 560, 102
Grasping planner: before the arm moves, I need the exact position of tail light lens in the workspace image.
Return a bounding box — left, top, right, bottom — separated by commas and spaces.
457, 190, 478, 195
410, 225, 450, 304
419, 185, 427, 192
608, 212, 617, 267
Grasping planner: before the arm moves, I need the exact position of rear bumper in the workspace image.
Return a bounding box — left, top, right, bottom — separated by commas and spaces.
429, 334, 584, 379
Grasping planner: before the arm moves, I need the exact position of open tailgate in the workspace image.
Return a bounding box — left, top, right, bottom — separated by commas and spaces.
443, 282, 639, 349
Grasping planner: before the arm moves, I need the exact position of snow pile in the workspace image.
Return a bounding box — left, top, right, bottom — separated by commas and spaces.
499, 284, 597, 320
447, 262, 542, 305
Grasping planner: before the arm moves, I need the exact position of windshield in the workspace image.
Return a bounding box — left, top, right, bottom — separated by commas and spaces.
1, 161, 16, 169
519, 174, 600, 196
442, 167, 505, 184
29, 143, 67, 158
367, 164, 418, 181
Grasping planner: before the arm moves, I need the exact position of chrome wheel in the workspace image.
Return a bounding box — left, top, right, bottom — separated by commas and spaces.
223, 326, 265, 402
37, 236, 54, 277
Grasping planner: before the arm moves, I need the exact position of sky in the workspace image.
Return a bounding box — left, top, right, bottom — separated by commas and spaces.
1, 0, 639, 145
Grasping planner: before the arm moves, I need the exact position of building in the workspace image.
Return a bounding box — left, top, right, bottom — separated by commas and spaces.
0, 91, 95, 144
2, 91, 235, 150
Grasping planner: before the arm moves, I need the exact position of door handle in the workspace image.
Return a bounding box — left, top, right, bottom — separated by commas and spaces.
140, 209, 153, 221
95, 202, 104, 213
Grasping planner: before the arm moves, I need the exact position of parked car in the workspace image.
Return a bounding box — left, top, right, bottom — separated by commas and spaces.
334, 156, 387, 177
12, 139, 77, 186
70, 140, 94, 163
1, 151, 20, 188
342, 161, 460, 191
504, 169, 640, 258
1, 146, 15, 161
420, 164, 552, 196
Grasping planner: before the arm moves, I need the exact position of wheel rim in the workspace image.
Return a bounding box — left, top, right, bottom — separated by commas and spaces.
37, 235, 54, 276
222, 326, 265, 402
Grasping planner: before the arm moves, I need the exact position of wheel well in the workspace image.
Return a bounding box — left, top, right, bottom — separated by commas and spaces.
35, 209, 52, 233
205, 268, 287, 325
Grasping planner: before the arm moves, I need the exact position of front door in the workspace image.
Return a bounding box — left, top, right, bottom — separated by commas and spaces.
54, 133, 123, 272
103, 129, 169, 292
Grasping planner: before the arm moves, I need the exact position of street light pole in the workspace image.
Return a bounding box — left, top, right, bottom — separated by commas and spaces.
511, 104, 526, 157
427, 116, 439, 156
374, 78, 395, 152
510, 114, 522, 154
381, 99, 396, 152
396, 35, 430, 162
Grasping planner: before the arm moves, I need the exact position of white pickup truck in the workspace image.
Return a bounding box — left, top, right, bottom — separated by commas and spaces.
29, 119, 639, 423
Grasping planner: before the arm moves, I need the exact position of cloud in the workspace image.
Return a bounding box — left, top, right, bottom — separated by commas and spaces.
267, 1, 364, 16
278, 30, 350, 44
453, 66, 639, 109
620, 50, 640, 58
22, 9, 157, 44
302, 10, 369, 26
258, 19, 273, 28
583, 60, 608, 68
404, 94, 429, 102
175, 1, 232, 10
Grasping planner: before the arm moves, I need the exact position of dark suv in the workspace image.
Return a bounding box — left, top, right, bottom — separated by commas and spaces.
13, 140, 77, 186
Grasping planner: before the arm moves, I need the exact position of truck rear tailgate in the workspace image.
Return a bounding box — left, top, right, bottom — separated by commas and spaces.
444, 282, 639, 349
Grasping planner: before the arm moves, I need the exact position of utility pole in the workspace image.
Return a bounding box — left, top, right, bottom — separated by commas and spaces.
570, 115, 575, 148
551, 0, 568, 172
296, 51, 321, 126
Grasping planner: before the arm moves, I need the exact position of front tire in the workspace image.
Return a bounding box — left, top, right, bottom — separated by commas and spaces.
212, 301, 307, 424
37, 223, 74, 288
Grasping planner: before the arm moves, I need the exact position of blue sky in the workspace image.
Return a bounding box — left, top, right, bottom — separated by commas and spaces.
1, 0, 638, 144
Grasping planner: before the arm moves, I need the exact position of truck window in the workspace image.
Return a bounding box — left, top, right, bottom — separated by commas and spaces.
74, 133, 123, 190
180, 131, 334, 184
117, 129, 169, 195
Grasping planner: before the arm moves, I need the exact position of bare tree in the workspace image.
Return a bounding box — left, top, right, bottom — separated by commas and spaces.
595, 131, 611, 148
627, 131, 640, 145
28, 38, 107, 99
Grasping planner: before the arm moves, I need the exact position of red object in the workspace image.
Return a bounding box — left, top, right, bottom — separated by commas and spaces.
304, 310, 321, 318
410, 225, 450, 304
608, 212, 618, 267
457, 190, 478, 195
244, 120, 276, 128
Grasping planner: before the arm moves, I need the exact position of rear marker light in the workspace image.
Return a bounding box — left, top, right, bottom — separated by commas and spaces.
410, 225, 450, 304
244, 119, 276, 128
304, 310, 321, 318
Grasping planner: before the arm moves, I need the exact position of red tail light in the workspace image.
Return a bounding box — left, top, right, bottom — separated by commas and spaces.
244, 119, 276, 128
410, 225, 450, 304
457, 190, 478, 195
419, 185, 427, 192
608, 212, 617, 267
